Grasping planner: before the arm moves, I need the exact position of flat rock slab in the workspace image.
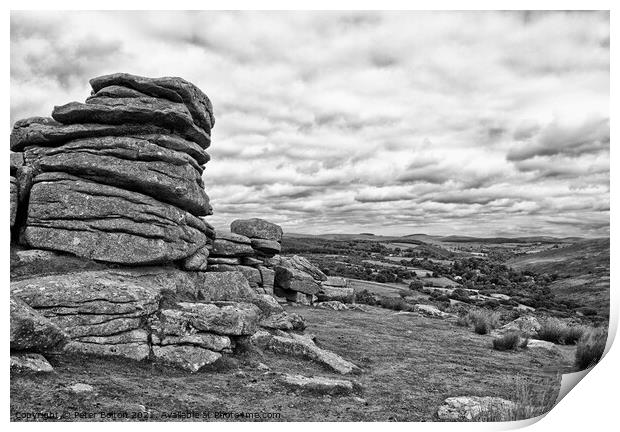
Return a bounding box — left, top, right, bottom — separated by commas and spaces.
318, 286, 354, 303
10, 353, 54, 373
69, 383, 95, 393
231, 218, 283, 241
215, 231, 251, 244
280, 374, 355, 395
437, 396, 518, 421
251, 331, 360, 375
251, 238, 281, 255
259, 312, 306, 331
195, 271, 257, 301
156, 302, 260, 336
273, 255, 327, 282
211, 239, 255, 257
52, 98, 210, 149
24, 172, 207, 265
413, 304, 451, 318
526, 339, 562, 355
323, 276, 347, 288
10, 117, 210, 164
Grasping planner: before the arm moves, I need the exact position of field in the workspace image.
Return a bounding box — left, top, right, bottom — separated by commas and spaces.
11, 305, 571, 422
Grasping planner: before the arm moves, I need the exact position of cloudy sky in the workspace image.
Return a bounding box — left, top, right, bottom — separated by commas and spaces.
10, 11, 610, 237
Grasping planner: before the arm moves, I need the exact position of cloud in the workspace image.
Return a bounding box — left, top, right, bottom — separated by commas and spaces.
10, 11, 610, 237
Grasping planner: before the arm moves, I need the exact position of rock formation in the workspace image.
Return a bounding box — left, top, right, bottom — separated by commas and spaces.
9, 73, 358, 375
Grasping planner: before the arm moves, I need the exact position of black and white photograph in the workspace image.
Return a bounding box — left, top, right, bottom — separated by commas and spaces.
7, 6, 613, 424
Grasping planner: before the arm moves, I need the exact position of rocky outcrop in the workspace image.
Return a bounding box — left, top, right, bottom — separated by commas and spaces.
11, 353, 54, 373
490, 316, 541, 339
10, 73, 214, 266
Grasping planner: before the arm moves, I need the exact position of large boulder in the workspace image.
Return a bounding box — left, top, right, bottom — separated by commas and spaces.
89, 73, 214, 131
250, 238, 281, 255
280, 374, 355, 395
230, 218, 283, 242
152, 345, 221, 372
273, 255, 327, 282
23, 173, 208, 265
274, 266, 321, 295
10, 297, 68, 351
318, 286, 354, 303
490, 316, 541, 339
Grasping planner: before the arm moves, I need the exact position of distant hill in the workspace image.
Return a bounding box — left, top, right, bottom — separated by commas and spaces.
507, 238, 609, 276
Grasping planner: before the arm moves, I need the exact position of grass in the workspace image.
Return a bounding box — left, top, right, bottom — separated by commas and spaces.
574, 328, 607, 370
478, 375, 559, 421
537, 318, 585, 345
463, 310, 501, 335
378, 297, 413, 311
493, 333, 528, 351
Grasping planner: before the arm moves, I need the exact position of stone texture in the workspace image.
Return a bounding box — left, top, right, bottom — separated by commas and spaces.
251, 331, 359, 375
158, 302, 260, 336
275, 266, 321, 295
208, 257, 241, 265
280, 374, 355, 395
259, 312, 306, 331
323, 276, 347, 287
273, 255, 327, 282
231, 218, 283, 241
491, 316, 541, 339
413, 304, 451, 318
251, 294, 285, 315
151, 333, 231, 352
69, 383, 95, 393
11, 271, 161, 339
259, 266, 275, 294
181, 246, 210, 271
10, 117, 210, 164
215, 231, 251, 244
24, 136, 210, 215
211, 239, 255, 257
250, 238, 281, 255
436, 396, 518, 421
195, 271, 257, 301
24, 173, 207, 265
317, 286, 354, 303
152, 345, 221, 372
10, 176, 18, 227
10, 297, 68, 351
10, 353, 54, 373
237, 265, 262, 288
10, 152, 25, 174
316, 301, 349, 311
241, 257, 263, 266
526, 339, 561, 355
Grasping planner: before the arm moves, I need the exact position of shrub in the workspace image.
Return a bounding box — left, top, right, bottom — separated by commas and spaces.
493, 332, 526, 351
456, 315, 470, 327
467, 309, 501, 335
379, 297, 411, 311
575, 329, 607, 370
537, 318, 585, 345
409, 280, 424, 291
354, 289, 377, 306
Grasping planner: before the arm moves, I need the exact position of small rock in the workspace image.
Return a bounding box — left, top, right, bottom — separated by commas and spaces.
280, 374, 355, 395
437, 396, 517, 421
316, 301, 349, 311
10, 353, 54, 373
69, 383, 94, 393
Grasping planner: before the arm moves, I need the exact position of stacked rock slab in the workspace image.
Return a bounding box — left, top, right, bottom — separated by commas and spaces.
10, 73, 215, 265
207, 218, 283, 295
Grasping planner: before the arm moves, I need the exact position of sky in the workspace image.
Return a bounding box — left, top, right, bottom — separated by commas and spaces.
10, 11, 610, 237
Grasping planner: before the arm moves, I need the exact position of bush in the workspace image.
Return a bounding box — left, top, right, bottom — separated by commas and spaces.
409, 280, 424, 291
467, 310, 500, 335
354, 289, 377, 306
379, 297, 411, 311
537, 318, 585, 345
575, 329, 607, 370
456, 315, 470, 327
493, 332, 527, 351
